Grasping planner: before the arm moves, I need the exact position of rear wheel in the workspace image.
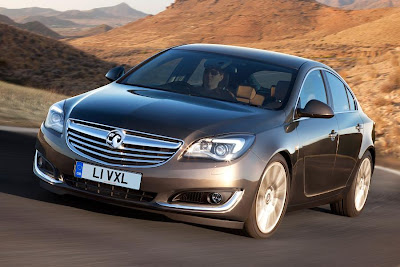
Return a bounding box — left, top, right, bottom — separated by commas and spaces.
244, 154, 289, 238
330, 151, 372, 217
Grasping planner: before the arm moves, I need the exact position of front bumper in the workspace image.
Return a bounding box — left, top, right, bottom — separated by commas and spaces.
34, 125, 267, 229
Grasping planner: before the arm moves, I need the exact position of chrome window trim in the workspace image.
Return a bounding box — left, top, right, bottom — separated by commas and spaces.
323, 69, 360, 113
334, 110, 359, 115
66, 118, 184, 169
292, 67, 361, 122
156, 190, 244, 212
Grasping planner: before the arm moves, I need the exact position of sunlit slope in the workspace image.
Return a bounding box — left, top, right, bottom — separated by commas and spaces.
69, 0, 394, 65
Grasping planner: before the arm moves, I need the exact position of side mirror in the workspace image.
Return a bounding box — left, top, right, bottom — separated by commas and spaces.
105, 66, 125, 82
296, 100, 334, 119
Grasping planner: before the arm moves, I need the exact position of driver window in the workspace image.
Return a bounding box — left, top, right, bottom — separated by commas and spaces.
298, 70, 328, 109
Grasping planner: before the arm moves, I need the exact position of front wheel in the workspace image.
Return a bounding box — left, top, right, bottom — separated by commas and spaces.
244, 154, 289, 239
330, 151, 373, 217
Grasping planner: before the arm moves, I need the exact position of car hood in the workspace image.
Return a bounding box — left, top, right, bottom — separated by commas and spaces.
66, 83, 285, 141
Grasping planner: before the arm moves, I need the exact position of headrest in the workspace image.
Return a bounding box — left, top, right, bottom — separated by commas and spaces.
270, 85, 276, 97
236, 85, 256, 99
250, 94, 265, 106
275, 81, 290, 100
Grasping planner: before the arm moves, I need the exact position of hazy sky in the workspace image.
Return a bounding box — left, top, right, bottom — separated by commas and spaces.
0, 0, 175, 14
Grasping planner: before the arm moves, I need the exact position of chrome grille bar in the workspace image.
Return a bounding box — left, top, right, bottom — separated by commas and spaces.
68, 131, 175, 155
71, 143, 164, 163
69, 137, 170, 159
66, 119, 183, 168
69, 121, 181, 149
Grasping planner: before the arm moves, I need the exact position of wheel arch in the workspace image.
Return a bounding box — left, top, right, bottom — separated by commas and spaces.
367, 146, 375, 173
278, 150, 293, 182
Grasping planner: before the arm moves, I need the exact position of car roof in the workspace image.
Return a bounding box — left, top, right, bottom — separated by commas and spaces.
174, 44, 311, 70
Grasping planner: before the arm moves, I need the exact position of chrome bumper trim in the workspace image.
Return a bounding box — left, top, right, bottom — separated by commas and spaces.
33, 150, 63, 184
156, 190, 244, 212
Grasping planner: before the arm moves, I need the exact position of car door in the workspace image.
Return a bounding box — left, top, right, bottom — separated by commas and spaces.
295, 69, 339, 197
324, 71, 364, 188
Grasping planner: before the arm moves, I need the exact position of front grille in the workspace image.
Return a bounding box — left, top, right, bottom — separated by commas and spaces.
66, 119, 183, 168
64, 176, 157, 202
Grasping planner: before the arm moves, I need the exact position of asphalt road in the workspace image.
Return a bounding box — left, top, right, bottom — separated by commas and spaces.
0, 128, 399, 266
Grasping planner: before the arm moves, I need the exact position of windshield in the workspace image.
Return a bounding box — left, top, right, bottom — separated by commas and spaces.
120, 49, 297, 109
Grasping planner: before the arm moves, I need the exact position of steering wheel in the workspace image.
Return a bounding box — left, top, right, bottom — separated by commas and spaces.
164, 81, 193, 95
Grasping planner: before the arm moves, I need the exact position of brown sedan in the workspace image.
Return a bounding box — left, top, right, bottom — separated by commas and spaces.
33, 44, 375, 238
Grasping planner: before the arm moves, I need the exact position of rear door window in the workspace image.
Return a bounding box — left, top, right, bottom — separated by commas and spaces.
325, 72, 350, 113
346, 88, 356, 111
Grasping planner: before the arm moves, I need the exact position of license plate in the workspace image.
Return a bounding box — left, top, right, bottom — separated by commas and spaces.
74, 162, 142, 190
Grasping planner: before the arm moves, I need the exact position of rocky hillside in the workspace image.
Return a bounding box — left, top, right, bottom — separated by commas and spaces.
69, 0, 395, 65
0, 23, 114, 95
0, 14, 61, 39
77, 24, 113, 37
317, 0, 400, 9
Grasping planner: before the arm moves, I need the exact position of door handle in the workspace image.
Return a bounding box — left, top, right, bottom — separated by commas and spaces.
328, 130, 338, 141
356, 123, 363, 132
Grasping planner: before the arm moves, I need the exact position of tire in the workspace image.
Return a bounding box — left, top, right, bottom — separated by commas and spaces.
330, 151, 373, 217
244, 154, 290, 239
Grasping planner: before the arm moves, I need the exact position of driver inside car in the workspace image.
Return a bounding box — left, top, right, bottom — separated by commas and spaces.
194, 59, 236, 102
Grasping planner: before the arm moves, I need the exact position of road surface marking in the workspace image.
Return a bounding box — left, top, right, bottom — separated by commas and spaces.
375, 166, 400, 177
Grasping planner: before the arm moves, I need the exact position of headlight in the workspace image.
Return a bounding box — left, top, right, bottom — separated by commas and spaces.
183, 134, 255, 161
44, 100, 65, 133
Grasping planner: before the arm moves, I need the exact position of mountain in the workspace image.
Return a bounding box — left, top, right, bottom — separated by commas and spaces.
20, 21, 62, 39
0, 3, 148, 28
93, 2, 148, 18
58, 3, 147, 20
0, 23, 114, 94
0, 7, 60, 19
19, 15, 82, 28
0, 14, 17, 26
69, 0, 394, 65
76, 24, 113, 37
317, 0, 400, 9
0, 14, 62, 39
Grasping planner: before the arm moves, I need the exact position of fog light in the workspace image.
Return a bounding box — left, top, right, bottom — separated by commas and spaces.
208, 192, 223, 204
37, 155, 43, 168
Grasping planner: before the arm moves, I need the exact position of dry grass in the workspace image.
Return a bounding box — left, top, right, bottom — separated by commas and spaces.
373, 95, 391, 106
381, 68, 400, 93
0, 23, 114, 95
0, 81, 68, 127
338, 70, 349, 79
369, 66, 379, 79
391, 55, 399, 66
